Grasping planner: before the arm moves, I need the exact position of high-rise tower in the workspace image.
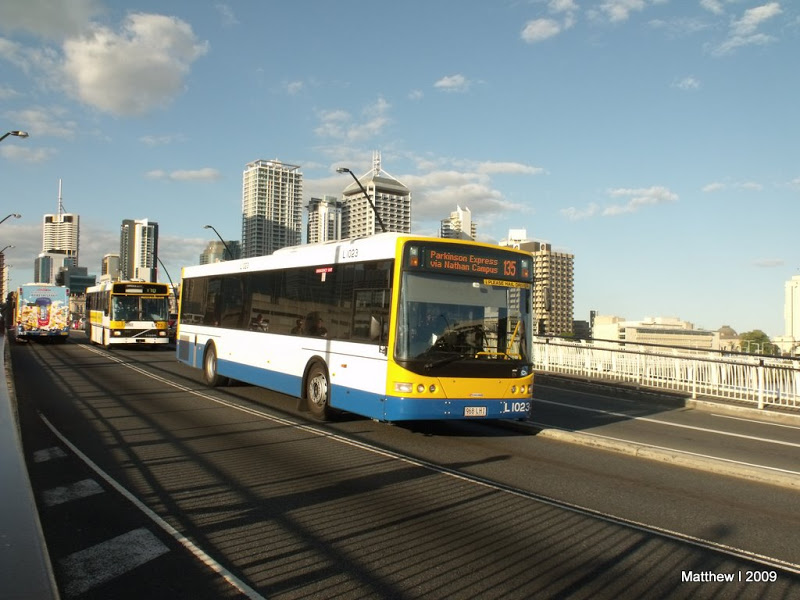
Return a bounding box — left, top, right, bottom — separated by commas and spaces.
42, 179, 79, 267
341, 152, 410, 238
119, 218, 159, 281
440, 205, 476, 240
242, 159, 303, 257
306, 195, 342, 244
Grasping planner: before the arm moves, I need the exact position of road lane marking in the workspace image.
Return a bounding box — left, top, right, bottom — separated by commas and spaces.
528, 422, 800, 478
73, 343, 800, 575
59, 528, 168, 598
33, 446, 67, 462
711, 412, 800, 430
39, 412, 267, 600
42, 478, 104, 507
532, 396, 800, 449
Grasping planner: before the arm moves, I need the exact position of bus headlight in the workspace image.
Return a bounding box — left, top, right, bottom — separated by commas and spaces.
394, 382, 413, 393
416, 384, 425, 393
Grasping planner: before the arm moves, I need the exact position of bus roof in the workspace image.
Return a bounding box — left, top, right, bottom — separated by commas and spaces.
181, 232, 532, 279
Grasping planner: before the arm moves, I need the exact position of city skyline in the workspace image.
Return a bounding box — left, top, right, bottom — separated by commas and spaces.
1, 1, 798, 337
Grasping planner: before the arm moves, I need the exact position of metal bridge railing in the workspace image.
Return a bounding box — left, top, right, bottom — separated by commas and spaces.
532, 338, 800, 410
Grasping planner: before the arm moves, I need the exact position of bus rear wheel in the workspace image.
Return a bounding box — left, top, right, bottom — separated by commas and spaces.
203, 343, 229, 387
306, 362, 330, 420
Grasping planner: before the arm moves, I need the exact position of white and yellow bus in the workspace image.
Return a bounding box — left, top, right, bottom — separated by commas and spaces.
177, 233, 534, 421
85, 281, 171, 347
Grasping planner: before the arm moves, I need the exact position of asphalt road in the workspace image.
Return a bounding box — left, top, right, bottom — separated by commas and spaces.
9, 333, 800, 599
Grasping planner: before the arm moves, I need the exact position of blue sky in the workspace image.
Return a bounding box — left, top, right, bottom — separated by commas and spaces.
1, 0, 797, 337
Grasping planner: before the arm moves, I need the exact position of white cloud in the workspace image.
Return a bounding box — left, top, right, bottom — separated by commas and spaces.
561, 203, 600, 220
146, 168, 221, 182
562, 186, 677, 219
598, 0, 647, 23
604, 185, 678, 215
752, 258, 784, 268
434, 74, 471, 93
0, 144, 57, 163
673, 76, 700, 90
476, 161, 546, 176
6, 106, 78, 138
736, 181, 763, 191
62, 13, 209, 116
139, 133, 186, 146
700, 0, 725, 15
214, 3, 239, 27
286, 80, 303, 95
0, 0, 102, 40
314, 97, 391, 142
521, 19, 562, 43
714, 2, 782, 55
702, 182, 725, 192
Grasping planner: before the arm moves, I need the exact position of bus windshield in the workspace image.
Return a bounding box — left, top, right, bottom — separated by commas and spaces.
112, 296, 169, 322
395, 271, 530, 364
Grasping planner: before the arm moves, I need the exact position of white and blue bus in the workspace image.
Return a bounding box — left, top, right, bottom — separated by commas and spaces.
176, 233, 534, 422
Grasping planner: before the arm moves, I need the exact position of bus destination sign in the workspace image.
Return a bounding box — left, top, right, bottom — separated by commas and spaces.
114, 283, 168, 295
406, 243, 532, 282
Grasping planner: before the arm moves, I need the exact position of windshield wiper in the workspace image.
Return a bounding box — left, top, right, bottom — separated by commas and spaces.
423, 352, 467, 370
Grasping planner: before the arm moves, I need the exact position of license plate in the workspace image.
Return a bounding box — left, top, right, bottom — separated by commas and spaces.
464, 406, 487, 417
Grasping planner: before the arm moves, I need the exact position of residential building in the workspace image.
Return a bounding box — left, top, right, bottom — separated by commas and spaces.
242, 159, 303, 257
119, 219, 159, 281
199, 240, 242, 264
100, 254, 120, 282
341, 152, 410, 238
440, 205, 476, 240
307, 195, 342, 244
500, 229, 574, 336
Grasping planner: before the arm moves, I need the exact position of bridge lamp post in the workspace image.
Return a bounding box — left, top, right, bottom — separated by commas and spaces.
203, 225, 233, 261
0, 130, 28, 143
0, 213, 21, 226
336, 167, 387, 233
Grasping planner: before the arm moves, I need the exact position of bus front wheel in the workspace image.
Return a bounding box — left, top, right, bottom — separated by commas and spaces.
305, 362, 330, 420
203, 343, 229, 387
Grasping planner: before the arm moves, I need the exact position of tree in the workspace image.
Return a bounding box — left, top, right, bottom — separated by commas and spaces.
738, 330, 778, 355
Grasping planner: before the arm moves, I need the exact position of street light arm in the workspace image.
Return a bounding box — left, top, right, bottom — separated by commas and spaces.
203, 225, 233, 260
336, 167, 387, 233
0, 213, 21, 226
0, 131, 29, 143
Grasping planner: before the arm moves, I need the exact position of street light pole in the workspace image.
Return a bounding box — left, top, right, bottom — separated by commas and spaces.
336, 167, 387, 233
0, 130, 29, 143
203, 225, 233, 260
0, 213, 21, 226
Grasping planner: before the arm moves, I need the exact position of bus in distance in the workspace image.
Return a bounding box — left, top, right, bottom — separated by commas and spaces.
85, 281, 171, 347
176, 233, 534, 422
12, 283, 71, 343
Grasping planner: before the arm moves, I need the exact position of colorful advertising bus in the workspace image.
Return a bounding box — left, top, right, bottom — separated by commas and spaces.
13, 284, 71, 342
177, 233, 534, 422
85, 281, 171, 347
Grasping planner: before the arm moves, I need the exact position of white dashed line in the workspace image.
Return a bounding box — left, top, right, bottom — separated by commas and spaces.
59, 528, 169, 598
42, 478, 104, 507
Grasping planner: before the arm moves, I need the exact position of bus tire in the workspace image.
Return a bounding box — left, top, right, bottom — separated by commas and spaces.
305, 361, 330, 421
203, 343, 229, 387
